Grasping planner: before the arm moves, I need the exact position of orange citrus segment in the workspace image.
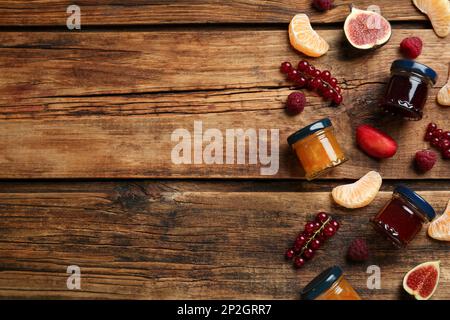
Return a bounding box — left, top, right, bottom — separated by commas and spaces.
332, 171, 382, 208
428, 200, 450, 241
437, 64, 450, 106
289, 14, 330, 57
412, 0, 450, 37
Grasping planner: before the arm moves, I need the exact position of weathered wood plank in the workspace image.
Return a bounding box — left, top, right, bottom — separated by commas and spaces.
0, 0, 427, 26
0, 186, 448, 299
0, 29, 448, 179
1, 29, 448, 100
0, 106, 448, 179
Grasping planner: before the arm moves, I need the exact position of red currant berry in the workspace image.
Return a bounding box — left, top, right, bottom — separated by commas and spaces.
431, 137, 441, 147
305, 221, 316, 234
293, 243, 302, 253
313, 221, 321, 230
443, 148, 450, 159
316, 233, 325, 243
295, 235, 307, 247
315, 212, 328, 223
320, 70, 331, 82
306, 65, 316, 76
440, 139, 450, 151
424, 131, 434, 142
332, 93, 343, 105
310, 238, 321, 250
334, 85, 342, 94
280, 62, 293, 74
294, 257, 305, 268
323, 225, 336, 237
302, 248, 315, 260
285, 248, 295, 260
442, 131, 450, 141
330, 220, 340, 231
295, 76, 307, 87
427, 122, 438, 133
323, 88, 335, 100
287, 69, 299, 81
329, 77, 338, 87
297, 60, 309, 72
432, 129, 443, 138
313, 69, 321, 78
302, 230, 313, 238
309, 77, 322, 91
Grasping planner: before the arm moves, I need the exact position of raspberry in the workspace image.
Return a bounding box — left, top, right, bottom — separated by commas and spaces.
286, 92, 306, 115
415, 149, 437, 172
400, 37, 423, 59
347, 238, 369, 262
312, 0, 334, 11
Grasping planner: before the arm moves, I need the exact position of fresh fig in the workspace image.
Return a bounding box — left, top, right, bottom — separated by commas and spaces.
344, 6, 392, 50
403, 261, 440, 300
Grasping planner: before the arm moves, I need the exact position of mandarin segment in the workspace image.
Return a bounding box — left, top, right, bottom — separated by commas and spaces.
332, 171, 382, 209
412, 0, 450, 37
428, 200, 450, 241
289, 14, 329, 57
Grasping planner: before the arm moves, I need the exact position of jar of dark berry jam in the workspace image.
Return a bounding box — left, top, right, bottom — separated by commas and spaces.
371, 185, 436, 248
301, 266, 361, 300
381, 59, 437, 120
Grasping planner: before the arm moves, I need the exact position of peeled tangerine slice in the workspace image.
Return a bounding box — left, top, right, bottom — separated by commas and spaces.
428, 200, 450, 241
412, 0, 450, 37
289, 14, 329, 57
332, 171, 382, 209
437, 65, 450, 106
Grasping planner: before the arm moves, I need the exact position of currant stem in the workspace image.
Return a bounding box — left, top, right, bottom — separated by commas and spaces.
297, 217, 331, 257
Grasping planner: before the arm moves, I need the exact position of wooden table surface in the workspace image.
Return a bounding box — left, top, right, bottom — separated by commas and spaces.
0, 0, 449, 299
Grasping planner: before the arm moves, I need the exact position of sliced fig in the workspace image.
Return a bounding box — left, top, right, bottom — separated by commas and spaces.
344, 7, 392, 50
403, 261, 440, 300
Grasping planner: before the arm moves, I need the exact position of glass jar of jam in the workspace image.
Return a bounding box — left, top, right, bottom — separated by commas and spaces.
381, 59, 437, 120
301, 266, 361, 300
287, 118, 348, 181
371, 185, 436, 248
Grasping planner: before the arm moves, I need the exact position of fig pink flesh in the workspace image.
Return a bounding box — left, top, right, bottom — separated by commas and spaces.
347, 13, 390, 46
406, 265, 438, 298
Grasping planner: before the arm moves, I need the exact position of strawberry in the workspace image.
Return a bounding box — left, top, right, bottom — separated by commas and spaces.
356, 124, 398, 159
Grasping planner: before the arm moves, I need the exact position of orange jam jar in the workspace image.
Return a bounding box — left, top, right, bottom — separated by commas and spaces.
287, 118, 348, 180
301, 266, 361, 300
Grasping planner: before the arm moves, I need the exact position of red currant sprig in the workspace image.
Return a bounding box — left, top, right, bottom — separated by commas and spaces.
424, 122, 450, 159
280, 60, 343, 106
285, 212, 340, 269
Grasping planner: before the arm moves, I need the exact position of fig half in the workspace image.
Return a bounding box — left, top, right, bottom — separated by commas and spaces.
344, 7, 392, 50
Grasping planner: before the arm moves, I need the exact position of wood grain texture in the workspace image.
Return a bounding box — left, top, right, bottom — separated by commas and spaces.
0, 0, 428, 26
0, 29, 448, 179
0, 184, 448, 299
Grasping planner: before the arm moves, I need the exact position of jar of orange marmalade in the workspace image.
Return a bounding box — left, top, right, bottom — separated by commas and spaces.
287, 118, 348, 180
301, 266, 361, 300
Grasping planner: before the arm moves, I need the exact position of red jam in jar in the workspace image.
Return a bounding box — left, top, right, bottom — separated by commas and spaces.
371, 185, 436, 248
381, 60, 437, 120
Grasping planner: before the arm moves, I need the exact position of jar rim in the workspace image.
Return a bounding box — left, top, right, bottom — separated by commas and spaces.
300, 265, 342, 300
391, 59, 437, 84
287, 118, 332, 146
394, 185, 436, 221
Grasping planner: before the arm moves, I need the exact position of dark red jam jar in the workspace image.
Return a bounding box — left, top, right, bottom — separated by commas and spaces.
371, 185, 436, 248
381, 60, 437, 120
